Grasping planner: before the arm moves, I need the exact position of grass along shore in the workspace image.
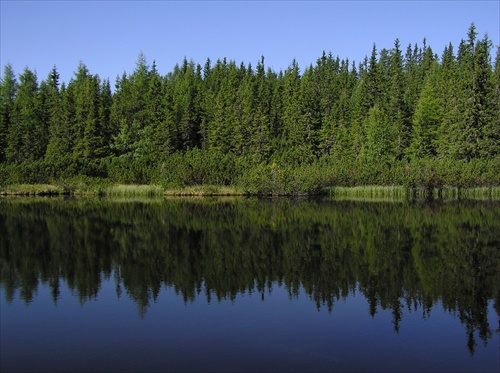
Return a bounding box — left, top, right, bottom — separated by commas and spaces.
1, 182, 500, 200
0, 183, 246, 197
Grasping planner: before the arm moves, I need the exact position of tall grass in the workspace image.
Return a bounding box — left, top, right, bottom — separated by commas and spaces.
328, 186, 410, 200
327, 185, 500, 201
456, 186, 500, 200
164, 185, 246, 196
0, 184, 65, 196
102, 184, 165, 197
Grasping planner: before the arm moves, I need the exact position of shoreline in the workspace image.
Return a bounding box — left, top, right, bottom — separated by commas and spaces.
1, 183, 499, 200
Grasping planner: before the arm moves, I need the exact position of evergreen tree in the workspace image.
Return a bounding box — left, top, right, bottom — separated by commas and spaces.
436, 43, 459, 159
45, 80, 74, 175
409, 61, 443, 158
7, 67, 43, 164
0, 23, 498, 189
40, 67, 64, 175
135, 60, 164, 164
361, 104, 394, 163
298, 64, 320, 156
250, 56, 273, 162
451, 24, 481, 160
209, 59, 240, 153
112, 53, 150, 158
234, 61, 255, 157
0, 64, 17, 163
387, 39, 410, 159
349, 72, 369, 159
69, 62, 103, 172
99, 78, 114, 158
175, 58, 202, 150
281, 59, 311, 164
483, 47, 500, 156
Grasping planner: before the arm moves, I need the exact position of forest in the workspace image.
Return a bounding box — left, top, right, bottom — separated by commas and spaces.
0, 24, 499, 194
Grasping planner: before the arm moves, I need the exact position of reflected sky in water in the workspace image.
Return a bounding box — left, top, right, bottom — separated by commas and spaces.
1, 197, 499, 372
2, 279, 498, 372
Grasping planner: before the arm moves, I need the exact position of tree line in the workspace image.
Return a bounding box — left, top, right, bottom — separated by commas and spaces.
1, 24, 499, 192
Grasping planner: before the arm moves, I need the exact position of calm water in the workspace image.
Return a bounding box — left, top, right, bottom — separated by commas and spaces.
0, 197, 499, 372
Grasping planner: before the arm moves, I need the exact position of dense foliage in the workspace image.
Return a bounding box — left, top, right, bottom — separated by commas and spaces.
1, 198, 499, 354
1, 24, 499, 193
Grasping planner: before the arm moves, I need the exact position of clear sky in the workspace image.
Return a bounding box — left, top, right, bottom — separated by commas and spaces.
1, 0, 499, 85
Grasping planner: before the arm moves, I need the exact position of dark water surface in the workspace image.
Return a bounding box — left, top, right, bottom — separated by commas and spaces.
1, 197, 499, 372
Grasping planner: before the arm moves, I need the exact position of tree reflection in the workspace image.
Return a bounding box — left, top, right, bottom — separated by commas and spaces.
0, 197, 499, 354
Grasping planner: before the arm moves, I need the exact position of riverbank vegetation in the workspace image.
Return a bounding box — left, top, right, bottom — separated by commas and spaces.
1, 24, 499, 195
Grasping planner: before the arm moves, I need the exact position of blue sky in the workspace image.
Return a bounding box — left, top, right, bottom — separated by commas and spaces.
1, 1, 499, 84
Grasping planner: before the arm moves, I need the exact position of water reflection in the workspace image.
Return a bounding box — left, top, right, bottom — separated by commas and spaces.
0, 197, 499, 355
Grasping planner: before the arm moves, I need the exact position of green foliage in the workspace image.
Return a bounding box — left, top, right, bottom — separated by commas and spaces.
0, 25, 498, 192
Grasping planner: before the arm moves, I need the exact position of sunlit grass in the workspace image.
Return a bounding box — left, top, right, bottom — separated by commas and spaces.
164, 185, 246, 196
326, 185, 500, 201
2, 183, 499, 200
102, 184, 165, 197
456, 186, 500, 200
327, 186, 409, 200
0, 184, 65, 196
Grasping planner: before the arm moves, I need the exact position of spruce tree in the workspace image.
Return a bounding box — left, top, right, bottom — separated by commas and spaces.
449, 24, 483, 160
483, 47, 500, 156
7, 67, 42, 164
0, 64, 17, 163
409, 61, 443, 158
251, 56, 273, 163
388, 39, 410, 159
281, 59, 308, 164
361, 104, 394, 163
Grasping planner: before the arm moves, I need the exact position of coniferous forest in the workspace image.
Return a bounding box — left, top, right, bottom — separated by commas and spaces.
1, 24, 499, 194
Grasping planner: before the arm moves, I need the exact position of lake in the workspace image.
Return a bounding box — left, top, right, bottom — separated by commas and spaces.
0, 197, 499, 372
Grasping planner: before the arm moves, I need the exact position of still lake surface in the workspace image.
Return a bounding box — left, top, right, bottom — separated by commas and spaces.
0, 197, 499, 372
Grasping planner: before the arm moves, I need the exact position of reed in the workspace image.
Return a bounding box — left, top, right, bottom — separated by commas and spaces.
102, 184, 165, 197
327, 186, 409, 200
164, 185, 246, 196
457, 186, 500, 200
328, 185, 500, 201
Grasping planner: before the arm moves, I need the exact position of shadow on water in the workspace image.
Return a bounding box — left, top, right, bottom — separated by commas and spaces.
0, 196, 499, 355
